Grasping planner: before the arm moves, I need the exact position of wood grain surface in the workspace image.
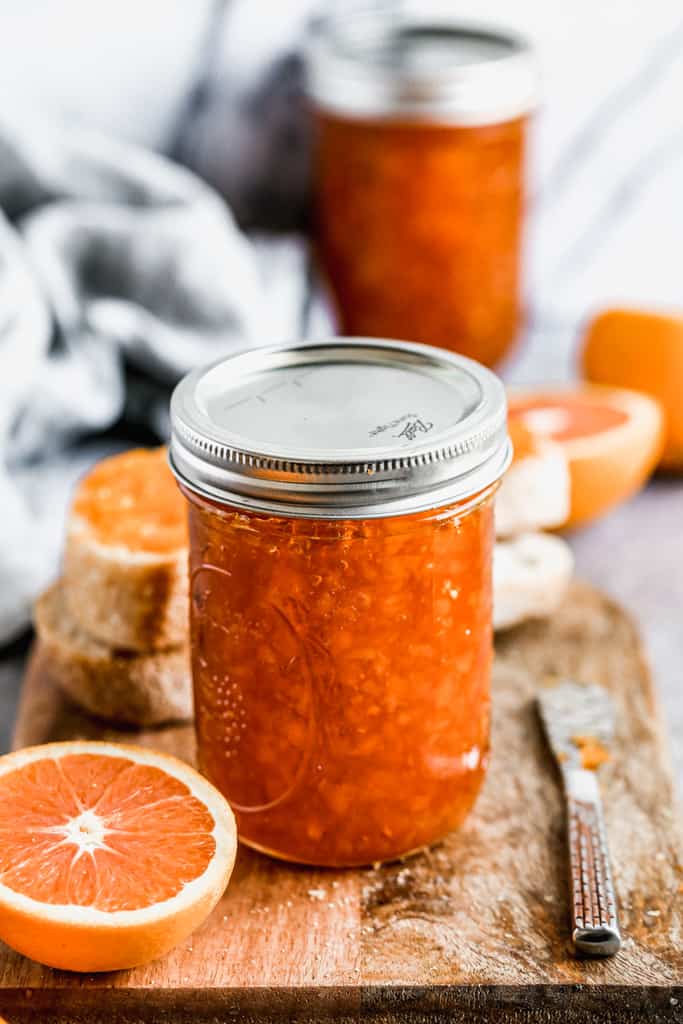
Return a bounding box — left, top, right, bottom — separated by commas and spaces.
2, 582, 682, 1023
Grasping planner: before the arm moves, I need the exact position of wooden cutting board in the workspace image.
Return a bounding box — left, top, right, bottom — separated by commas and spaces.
1, 582, 682, 1023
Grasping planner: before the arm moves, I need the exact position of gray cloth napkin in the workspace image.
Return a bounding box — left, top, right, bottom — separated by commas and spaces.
0, 114, 276, 643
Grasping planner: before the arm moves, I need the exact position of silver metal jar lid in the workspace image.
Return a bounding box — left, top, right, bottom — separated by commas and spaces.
306, 5, 537, 125
170, 338, 510, 520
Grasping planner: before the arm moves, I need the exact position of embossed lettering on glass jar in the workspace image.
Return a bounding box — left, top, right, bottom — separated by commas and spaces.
170, 339, 511, 867
307, 8, 537, 367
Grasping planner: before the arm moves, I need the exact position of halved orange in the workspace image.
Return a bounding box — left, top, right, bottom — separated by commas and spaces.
582, 308, 683, 470
71, 447, 186, 555
0, 742, 236, 972
508, 385, 664, 529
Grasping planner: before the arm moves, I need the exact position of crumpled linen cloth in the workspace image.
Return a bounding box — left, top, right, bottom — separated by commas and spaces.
0, 114, 285, 643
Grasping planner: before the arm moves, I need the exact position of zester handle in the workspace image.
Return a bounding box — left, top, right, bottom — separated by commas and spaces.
564, 769, 621, 957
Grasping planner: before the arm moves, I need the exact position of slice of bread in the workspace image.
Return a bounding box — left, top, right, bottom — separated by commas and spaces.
494, 532, 574, 632
495, 420, 570, 538
63, 447, 189, 652
35, 583, 193, 726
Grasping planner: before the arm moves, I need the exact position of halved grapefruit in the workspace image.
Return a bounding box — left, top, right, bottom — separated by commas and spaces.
582, 307, 683, 471
0, 742, 237, 972
508, 385, 664, 529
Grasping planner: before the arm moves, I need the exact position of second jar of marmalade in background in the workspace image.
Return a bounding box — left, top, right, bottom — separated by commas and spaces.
307, 7, 537, 368
171, 338, 511, 867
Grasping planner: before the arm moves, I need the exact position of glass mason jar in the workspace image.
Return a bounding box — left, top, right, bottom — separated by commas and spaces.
170, 338, 510, 867
307, 7, 537, 368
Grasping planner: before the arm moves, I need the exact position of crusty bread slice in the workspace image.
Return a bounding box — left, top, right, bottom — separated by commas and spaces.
495, 420, 570, 538
34, 583, 193, 726
62, 447, 188, 651
63, 527, 188, 652
494, 532, 574, 632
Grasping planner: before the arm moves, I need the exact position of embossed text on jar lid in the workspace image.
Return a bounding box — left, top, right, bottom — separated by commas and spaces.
306, 4, 537, 125
170, 338, 511, 518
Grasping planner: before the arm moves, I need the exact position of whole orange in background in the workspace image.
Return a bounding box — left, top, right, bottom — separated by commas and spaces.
582, 308, 683, 470
0, 742, 237, 972
508, 386, 664, 529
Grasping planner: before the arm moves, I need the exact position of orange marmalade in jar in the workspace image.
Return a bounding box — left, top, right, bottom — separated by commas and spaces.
170, 339, 510, 866
307, 9, 537, 367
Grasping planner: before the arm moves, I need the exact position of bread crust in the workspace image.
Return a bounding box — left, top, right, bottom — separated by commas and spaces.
34, 584, 193, 726
63, 518, 188, 652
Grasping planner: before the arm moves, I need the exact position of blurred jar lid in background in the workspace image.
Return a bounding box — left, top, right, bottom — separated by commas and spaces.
306, 0, 538, 124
